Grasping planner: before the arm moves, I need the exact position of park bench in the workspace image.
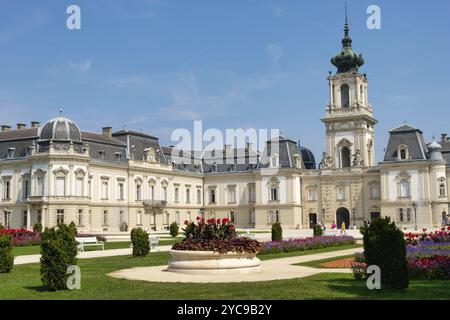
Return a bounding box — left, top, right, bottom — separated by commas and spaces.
75, 237, 105, 252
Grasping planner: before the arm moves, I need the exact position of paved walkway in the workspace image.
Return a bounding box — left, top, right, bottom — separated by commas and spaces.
108, 247, 362, 284
14, 245, 173, 266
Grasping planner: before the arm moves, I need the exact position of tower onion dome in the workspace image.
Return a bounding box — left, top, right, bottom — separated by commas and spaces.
331, 17, 364, 74
39, 115, 82, 142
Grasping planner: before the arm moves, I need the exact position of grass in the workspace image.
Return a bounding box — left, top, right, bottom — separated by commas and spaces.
295, 255, 355, 268
12, 239, 180, 257
1, 248, 449, 300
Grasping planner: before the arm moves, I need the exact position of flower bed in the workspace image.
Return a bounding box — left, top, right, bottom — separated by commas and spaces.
351, 241, 450, 280
0, 229, 41, 247
258, 236, 355, 255
172, 238, 261, 254
405, 227, 450, 245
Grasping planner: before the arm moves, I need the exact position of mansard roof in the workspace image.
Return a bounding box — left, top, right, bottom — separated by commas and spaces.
383, 124, 428, 162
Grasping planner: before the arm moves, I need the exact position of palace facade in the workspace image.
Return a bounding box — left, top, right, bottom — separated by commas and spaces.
1, 20, 449, 232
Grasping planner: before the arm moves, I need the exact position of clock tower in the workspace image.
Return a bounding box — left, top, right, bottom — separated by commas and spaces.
321, 16, 377, 169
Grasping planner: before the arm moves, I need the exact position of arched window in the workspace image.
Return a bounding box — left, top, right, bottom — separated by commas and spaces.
341, 84, 350, 108
440, 183, 446, 197
400, 179, 410, 198
341, 146, 351, 168
398, 145, 409, 161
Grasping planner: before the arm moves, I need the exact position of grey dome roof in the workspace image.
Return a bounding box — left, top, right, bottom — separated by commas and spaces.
39, 116, 82, 142
300, 146, 316, 169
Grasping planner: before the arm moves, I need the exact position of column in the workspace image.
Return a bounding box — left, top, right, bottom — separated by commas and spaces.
26, 205, 31, 231
41, 207, 47, 228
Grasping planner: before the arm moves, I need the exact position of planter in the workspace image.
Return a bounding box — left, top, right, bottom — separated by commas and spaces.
167, 249, 261, 275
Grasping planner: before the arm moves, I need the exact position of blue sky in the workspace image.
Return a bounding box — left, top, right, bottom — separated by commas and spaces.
0, 0, 450, 162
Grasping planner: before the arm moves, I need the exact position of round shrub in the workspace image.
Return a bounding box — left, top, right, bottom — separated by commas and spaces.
0, 234, 14, 273
170, 222, 179, 238
40, 223, 78, 291
361, 217, 409, 290
313, 224, 323, 237
271, 222, 283, 241
131, 228, 150, 257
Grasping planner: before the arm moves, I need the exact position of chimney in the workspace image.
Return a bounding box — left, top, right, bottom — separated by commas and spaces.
1, 125, 11, 132
17, 123, 26, 130
31, 121, 40, 128
102, 127, 112, 139
441, 134, 448, 143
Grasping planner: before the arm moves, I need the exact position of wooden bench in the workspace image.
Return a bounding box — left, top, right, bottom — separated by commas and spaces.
75, 237, 105, 252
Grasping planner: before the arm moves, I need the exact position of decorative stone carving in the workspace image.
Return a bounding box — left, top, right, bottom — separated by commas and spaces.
319, 152, 333, 169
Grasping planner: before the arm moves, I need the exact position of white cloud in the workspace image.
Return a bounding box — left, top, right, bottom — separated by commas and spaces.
266, 44, 284, 66
68, 59, 92, 74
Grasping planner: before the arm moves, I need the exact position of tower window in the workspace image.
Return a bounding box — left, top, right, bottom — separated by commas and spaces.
341, 84, 350, 108
341, 146, 351, 168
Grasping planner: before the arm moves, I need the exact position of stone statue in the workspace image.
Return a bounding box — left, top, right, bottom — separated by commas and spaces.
352, 150, 362, 167
319, 152, 333, 169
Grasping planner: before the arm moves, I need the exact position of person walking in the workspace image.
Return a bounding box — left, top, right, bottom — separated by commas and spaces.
340, 222, 347, 235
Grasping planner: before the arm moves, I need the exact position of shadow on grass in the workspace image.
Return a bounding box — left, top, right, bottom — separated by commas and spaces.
25, 286, 49, 293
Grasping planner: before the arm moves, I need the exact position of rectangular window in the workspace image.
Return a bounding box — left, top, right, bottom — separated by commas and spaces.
162, 186, 167, 202
137, 211, 142, 226
4, 180, 11, 200
37, 210, 42, 224
56, 209, 64, 224
370, 187, 380, 200
186, 188, 191, 204
23, 211, 27, 227
399, 208, 404, 222
164, 212, 170, 225
249, 211, 255, 224
308, 189, 317, 201
75, 177, 83, 197
337, 187, 346, 201
78, 209, 84, 226
407, 208, 412, 222
174, 186, 180, 203
248, 185, 256, 203
23, 180, 30, 199
197, 189, 202, 204
56, 177, 65, 196
37, 177, 45, 196
175, 212, 180, 225
101, 181, 109, 199
270, 188, 278, 201
119, 211, 124, 223
150, 213, 155, 226
103, 210, 108, 226
229, 211, 235, 223
118, 182, 124, 200
210, 189, 216, 204
228, 186, 236, 204
150, 185, 155, 201
136, 184, 142, 201
187, 211, 192, 222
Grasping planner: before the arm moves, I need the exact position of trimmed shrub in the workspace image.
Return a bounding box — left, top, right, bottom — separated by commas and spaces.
40, 223, 78, 291
120, 221, 128, 232
271, 222, 283, 241
0, 234, 14, 273
33, 223, 43, 234
361, 217, 409, 291
313, 224, 323, 237
131, 228, 150, 257
170, 222, 179, 238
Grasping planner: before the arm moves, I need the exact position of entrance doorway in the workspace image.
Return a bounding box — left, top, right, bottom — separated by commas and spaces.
370, 212, 381, 222
309, 213, 317, 229
336, 207, 350, 229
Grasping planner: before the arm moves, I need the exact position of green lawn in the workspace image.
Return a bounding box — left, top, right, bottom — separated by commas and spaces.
1, 244, 449, 300
258, 244, 361, 261
12, 239, 180, 257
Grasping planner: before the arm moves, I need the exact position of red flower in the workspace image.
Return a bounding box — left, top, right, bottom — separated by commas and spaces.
217, 219, 221, 224
196, 216, 201, 221
184, 220, 189, 225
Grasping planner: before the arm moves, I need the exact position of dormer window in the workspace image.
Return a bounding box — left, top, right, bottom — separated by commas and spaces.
7, 147, 15, 159
115, 152, 122, 160
271, 154, 279, 168
98, 150, 106, 159
398, 145, 409, 161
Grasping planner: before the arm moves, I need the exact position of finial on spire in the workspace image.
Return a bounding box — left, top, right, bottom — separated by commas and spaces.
344, 1, 349, 38
59, 109, 63, 117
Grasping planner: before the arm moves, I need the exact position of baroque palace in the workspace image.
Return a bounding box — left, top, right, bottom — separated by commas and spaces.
1, 20, 449, 233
